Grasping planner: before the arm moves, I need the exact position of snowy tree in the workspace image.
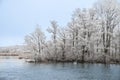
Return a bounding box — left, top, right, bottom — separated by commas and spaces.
47, 21, 59, 61
67, 8, 99, 62
95, 0, 120, 63
25, 25, 45, 61
57, 27, 68, 60
67, 18, 79, 61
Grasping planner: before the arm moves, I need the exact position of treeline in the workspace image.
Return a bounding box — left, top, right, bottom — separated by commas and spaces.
0, 45, 25, 54
25, 0, 120, 63
0, 53, 18, 56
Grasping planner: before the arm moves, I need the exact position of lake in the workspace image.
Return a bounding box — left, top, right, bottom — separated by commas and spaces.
0, 59, 120, 80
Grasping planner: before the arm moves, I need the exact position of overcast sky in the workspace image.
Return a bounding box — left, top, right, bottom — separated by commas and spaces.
0, 0, 97, 47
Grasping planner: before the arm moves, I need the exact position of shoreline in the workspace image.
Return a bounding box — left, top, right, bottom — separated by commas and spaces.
25, 59, 120, 65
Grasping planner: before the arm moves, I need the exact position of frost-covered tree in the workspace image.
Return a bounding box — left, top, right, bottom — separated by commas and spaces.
95, 0, 120, 63
47, 21, 59, 61
114, 24, 120, 61
58, 27, 68, 60
67, 8, 99, 62
25, 25, 45, 61
67, 18, 79, 61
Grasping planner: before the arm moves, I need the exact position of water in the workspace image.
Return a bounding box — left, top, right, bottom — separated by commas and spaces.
0, 59, 120, 80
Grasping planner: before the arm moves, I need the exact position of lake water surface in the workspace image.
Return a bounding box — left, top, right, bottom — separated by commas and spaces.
0, 59, 120, 80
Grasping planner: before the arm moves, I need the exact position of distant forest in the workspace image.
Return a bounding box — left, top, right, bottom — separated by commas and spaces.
24, 0, 120, 63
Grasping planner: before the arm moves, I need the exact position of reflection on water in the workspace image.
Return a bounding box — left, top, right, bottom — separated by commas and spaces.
0, 59, 120, 80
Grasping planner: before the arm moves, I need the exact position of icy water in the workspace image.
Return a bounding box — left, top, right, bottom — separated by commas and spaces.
0, 59, 120, 80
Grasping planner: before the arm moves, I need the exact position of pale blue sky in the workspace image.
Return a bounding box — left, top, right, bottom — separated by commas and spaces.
0, 0, 97, 47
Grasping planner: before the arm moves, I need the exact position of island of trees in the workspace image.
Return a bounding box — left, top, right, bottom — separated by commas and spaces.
24, 0, 120, 64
